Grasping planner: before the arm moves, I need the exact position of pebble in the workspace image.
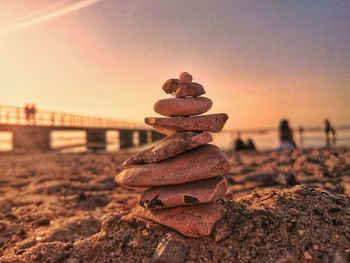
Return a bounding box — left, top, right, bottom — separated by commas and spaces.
330, 250, 348, 263
151, 233, 187, 263
154, 97, 212, 117
304, 251, 312, 260
144, 113, 229, 135
139, 176, 228, 209
123, 132, 212, 167
116, 144, 231, 188
298, 229, 305, 236
213, 219, 232, 242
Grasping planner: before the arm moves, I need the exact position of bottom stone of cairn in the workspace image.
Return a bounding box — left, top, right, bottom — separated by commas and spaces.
127, 202, 226, 238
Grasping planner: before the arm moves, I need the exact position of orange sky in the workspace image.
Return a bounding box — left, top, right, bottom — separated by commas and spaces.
0, 1, 349, 130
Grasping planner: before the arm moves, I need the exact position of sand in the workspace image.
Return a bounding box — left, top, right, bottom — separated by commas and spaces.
0, 148, 350, 262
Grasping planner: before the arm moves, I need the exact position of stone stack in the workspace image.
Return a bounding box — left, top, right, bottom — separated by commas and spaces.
116, 72, 231, 238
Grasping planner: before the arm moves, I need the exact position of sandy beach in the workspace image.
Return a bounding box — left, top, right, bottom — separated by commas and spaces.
0, 148, 349, 262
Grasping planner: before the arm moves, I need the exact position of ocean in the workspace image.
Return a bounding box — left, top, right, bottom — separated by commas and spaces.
1, 129, 350, 152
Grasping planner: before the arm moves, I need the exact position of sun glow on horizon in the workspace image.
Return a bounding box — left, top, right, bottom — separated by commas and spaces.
0, 1, 349, 130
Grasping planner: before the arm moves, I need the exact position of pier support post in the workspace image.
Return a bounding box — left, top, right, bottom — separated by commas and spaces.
138, 130, 148, 145
119, 130, 134, 149
86, 129, 106, 151
147, 131, 152, 144
12, 127, 51, 152
151, 130, 166, 142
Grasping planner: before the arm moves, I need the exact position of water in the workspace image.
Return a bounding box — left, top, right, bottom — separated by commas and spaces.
0, 132, 12, 151
1, 130, 350, 152
50, 131, 120, 152
216, 130, 350, 151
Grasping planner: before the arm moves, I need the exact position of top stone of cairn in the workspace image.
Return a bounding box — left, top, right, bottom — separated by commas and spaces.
162, 72, 205, 98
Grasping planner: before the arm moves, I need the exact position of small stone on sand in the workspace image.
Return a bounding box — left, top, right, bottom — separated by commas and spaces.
123, 132, 212, 167
144, 113, 229, 135
151, 233, 187, 263
154, 97, 212, 117
116, 144, 231, 188
130, 202, 226, 238
140, 176, 228, 209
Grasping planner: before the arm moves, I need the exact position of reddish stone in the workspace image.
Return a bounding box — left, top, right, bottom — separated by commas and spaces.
129, 203, 226, 237
123, 132, 212, 167
162, 79, 205, 98
154, 97, 212, 117
179, 72, 192, 83
144, 113, 229, 135
140, 176, 228, 209
116, 144, 231, 188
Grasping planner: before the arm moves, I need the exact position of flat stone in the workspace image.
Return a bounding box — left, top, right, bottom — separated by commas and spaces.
131, 202, 226, 238
144, 113, 229, 136
162, 79, 205, 98
116, 144, 231, 188
151, 233, 187, 263
139, 176, 228, 209
123, 132, 212, 167
154, 97, 212, 117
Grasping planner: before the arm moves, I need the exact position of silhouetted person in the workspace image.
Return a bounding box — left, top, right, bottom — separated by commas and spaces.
298, 126, 304, 148
30, 104, 37, 124
246, 138, 256, 151
234, 132, 246, 151
279, 119, 296, 150
324, 118, 336, 147
24, 104, 30, 124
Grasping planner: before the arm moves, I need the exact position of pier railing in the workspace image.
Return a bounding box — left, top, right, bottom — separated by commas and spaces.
0, 104, 147, 130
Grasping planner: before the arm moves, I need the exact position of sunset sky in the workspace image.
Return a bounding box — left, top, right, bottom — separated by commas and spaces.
0, 0, 349, 130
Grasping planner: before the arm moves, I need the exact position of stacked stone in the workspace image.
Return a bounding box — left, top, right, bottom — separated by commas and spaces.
116, 72, 231, 238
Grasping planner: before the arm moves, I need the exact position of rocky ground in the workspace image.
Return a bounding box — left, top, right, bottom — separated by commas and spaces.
0, 148, 350, 262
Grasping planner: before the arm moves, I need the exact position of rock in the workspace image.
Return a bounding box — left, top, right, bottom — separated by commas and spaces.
151, 233, 187, 263
116, 144, 231, 188
144, 113, 229, 135
304, 251, 312, 260
213, 219, 232, 242
330, 250, 348, 263
162, 79, 205, 98
179, 72, 192, 83
153, 97, 212, 117
130, 202, 226, 238
123, 132, 212, 167
139, 176, 228, 209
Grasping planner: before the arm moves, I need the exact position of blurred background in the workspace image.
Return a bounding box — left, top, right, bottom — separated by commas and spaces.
0, 0, 349, 151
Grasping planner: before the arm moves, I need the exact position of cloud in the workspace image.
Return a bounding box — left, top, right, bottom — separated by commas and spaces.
0, 0, 102, 35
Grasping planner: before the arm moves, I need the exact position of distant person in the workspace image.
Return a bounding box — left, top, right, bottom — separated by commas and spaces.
246, 138, 256, 151
30, 103, 37, 124
324, 118, 336, 147
298, 126, 304, 148
234, 132, 246, 151
278, 119, 296, 150
24, 104, 30, 124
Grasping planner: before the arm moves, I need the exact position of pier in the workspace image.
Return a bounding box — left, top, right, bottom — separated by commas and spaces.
0, 105, 165, 151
